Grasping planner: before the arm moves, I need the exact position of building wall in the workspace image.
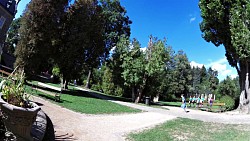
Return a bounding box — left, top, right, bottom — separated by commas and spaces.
0, 5, 14, 45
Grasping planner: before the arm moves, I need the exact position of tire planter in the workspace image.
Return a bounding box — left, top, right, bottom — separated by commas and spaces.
0, 93, 41, 141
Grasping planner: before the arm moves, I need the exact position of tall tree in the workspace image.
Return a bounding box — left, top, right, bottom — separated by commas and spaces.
199, 0, 250, 112
207, 67, 219, 93
122, 39, 145, 102
15, 0, 69, 76
106, 35, 130, 96
168, 50, 192, 98
57, 0, 103, 89
143, 37, 171, 101
84, 0, 132, 88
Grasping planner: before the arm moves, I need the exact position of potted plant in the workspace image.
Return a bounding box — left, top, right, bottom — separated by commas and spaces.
0, 68, 41, 141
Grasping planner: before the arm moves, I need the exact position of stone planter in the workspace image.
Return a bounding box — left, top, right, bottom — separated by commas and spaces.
0, 94, 41, 141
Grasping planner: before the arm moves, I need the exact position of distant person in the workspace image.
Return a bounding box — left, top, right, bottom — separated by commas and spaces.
196, 96, 200, 108
188, 95, 192, 107
192, 95, 196, 107
181, 94, 187, 112
74, 79, 77, 86
201, 96, 205, 107
209, 97, 214, 108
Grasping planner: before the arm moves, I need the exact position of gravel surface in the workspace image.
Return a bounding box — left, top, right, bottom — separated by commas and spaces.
31, 90, 250, 141
31, 96, 176, 141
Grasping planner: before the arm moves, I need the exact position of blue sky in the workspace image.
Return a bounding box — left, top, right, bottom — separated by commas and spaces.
15, 0, 238, 81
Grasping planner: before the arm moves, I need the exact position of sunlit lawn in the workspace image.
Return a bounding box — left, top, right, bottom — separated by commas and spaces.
25, 84, 141, 114
127, 118, 250, 141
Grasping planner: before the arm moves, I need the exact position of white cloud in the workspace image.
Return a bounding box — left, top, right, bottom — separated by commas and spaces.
191, 57, 238, 81
230, 74, 238, 79
190, 17, 196, 23
140, 47, 147, 52
205, 57, 237, 81
206, 57, 227, 67
190, 61, 204, 68
211, 63, 227, 73
221, 69, 232, 76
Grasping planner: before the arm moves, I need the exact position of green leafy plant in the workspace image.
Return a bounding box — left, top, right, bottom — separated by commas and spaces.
1, 68, 31, 108
220, 95, 235, 111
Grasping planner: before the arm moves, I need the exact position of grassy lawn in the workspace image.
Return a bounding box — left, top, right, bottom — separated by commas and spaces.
25, 84, 141, 114
159, 101, 225, 112
89, 89, 132, 102
158, 101, 182, 107
127, 118, 250, 141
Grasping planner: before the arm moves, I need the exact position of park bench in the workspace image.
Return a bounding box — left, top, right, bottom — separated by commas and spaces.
0, 70, 11, 76
37, 82, 61, 102
202, 102, 225, 112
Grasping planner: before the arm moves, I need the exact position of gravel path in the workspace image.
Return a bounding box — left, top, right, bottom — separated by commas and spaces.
31, 88, 250, 141
31, 96, 176, 141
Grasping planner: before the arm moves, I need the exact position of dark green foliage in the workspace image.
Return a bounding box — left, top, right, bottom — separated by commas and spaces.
100, 0, 132, 56
217, 76, 240, 100
167, 50, 192, 97
220, 95, 235, 111
105, 35, 130, 97
15, 0, 69, 76
122, 38, 146, 88
102, 67, 115, 95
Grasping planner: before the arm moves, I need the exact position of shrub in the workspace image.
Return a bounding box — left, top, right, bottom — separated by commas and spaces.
220, 95, 235, 111
91, 83, 103, 92
114, 86, 123, 97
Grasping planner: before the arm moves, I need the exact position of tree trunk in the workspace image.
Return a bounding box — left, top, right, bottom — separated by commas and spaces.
153, 94, 159, 102
238, 61, 250, 113
132, 87, 135, 102
85, 69, 92, 89
61, 76, 68, 90
134, 75, 148, 103
135, 88, 143, 103
64, 80, 68, 90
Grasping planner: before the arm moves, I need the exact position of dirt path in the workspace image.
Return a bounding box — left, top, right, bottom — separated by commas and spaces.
31, 96, 176, 141
31, 88, 250, 141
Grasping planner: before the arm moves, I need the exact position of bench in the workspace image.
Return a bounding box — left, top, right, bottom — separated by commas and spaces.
202, 102, 225, 112
0, 70, 11, 76
37, 82, 61, 102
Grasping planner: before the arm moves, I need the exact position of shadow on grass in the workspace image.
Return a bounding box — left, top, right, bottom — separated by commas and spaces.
37, 94, 72, 104
86, 90, 132, 102
27, 81, 134, 103
154, 102, 181, 107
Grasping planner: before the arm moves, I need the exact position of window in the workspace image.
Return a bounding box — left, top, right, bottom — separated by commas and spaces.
0, 16, 6, 29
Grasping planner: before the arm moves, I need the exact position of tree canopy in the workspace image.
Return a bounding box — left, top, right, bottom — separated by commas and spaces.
199, 0, 250, 112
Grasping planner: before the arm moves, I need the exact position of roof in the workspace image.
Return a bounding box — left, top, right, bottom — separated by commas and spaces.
0, 0, 17, 16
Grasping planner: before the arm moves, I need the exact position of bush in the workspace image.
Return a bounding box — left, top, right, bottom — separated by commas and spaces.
91, 83, 103, 92
220, 95, 235, 111
114, 86, 123, 97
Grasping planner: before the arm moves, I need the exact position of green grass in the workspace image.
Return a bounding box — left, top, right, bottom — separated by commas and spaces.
25, 84, 141, 114
158, 101, 182, 107
159, 101, 225, 112
89, 89, 132, 102
127, 118, 250, 141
